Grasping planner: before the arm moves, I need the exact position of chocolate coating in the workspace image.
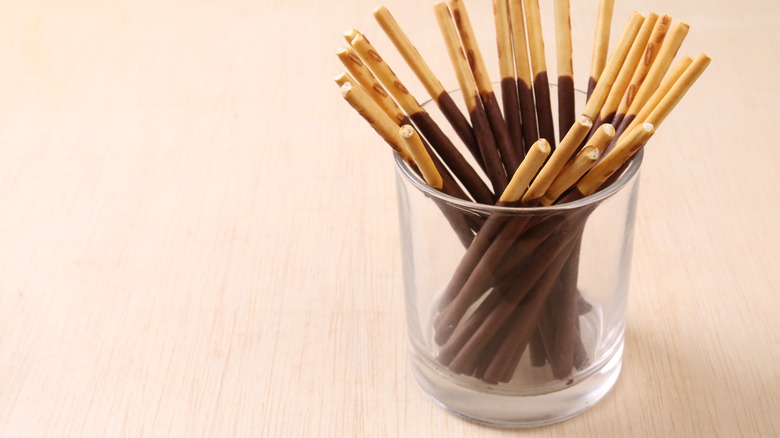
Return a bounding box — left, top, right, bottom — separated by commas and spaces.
529, 327, 547, 367
611, 112, 626, 132
549, 239, 581, 379
605, 113, 636, 156
517, 79, 539, 155
436, 91, 485, 172
460, 226, 581, 383
500, 77, 525, 160
434, 214, 533, 345
482, 91, 522, 172
436, 213, 510, 313
478, 226, 583, 383
557, 75, 576, 139
533, 72, 557, 148
469, 96, 508, 194
410, 111, 495, 204
435, 204, 597, 381
586, 76, 597, 101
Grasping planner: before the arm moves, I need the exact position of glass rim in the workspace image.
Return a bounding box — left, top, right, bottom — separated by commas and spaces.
393, 146, 643, 214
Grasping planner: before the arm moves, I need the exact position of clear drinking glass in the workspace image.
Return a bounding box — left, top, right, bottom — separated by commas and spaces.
394, 88, 642, 427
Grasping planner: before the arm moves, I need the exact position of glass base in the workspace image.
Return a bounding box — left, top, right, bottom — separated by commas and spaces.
409, 342, 623, 428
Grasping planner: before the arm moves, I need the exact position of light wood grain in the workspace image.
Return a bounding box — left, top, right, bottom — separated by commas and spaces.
1, 0, 779, 436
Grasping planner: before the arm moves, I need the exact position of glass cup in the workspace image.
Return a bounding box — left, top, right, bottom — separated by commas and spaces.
393, 89, 642, 427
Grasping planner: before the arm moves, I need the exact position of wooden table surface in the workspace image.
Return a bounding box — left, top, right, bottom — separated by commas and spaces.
1, 0, 778, 436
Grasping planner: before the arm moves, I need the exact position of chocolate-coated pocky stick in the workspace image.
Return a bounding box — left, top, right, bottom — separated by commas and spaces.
434, 117, 592, 344
581, 12, 645, 122
535, 281, 561, 376
434, 2, 508, 194
473, 209, 594, 380
335, 69, 478, 208
436, 204, 591, 369
433, 214, 538, 344
523, 0, 556, 147
542, 125, 614, 204
463, 203, 595, 383
373, 6, 486, 172
439, 270, 515, 372
437, 122, 659, 372
577, 123, 655, 197
435, 15, 693, 363
541, 146, 600, 206
335, 3, 711, 387
398, 123, 480, 237
521, 115, 594, 204
333, 57, 475, 205
553, 0, 576, 137
553, 96, 693, 387
529, 328, 547, 366
601, 53, 710, 164
611, 21, 689, 141
590, 13, 658, 135
350, 33, 496, 205
340, 81, 478, 245
434, 139, 551, 317
507, 0, 539, 154
479, 279, 554, 382
547, 237, 583, 380
493, 0, 524, 157
604, 55, 691, 157
448, 0, 522, 173
573, 325, 590, 370
488, 229, 584, 383
436, 230, 564, 369
444, 220, 586, 379
587, 0, 615, 100
489, 203, 588, 283
607, 52, 706, 157
611, 14, 671, 130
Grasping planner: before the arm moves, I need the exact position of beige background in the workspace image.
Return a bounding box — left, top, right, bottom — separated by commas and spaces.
0, 0, 778, 436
